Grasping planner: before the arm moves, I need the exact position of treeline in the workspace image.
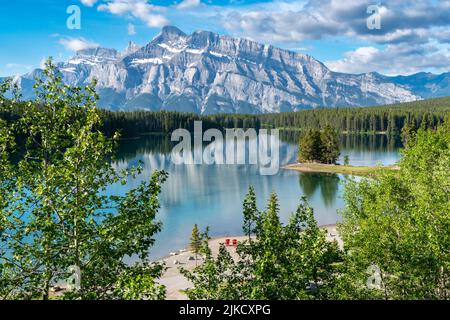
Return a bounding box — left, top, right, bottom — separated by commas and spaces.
1, 88, 450, 138
99, 110, 263, 138
259, 97, 450, 134
100, 97, 450, 137
101, 110, 211, 137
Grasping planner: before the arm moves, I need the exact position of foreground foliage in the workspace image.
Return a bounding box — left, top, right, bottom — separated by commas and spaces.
0, 60, 167, 299
183, 120, 449, 300
339, 120, 450, 299
181, 192, 342, 299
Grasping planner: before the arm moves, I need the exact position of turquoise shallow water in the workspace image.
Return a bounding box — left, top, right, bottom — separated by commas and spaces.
111, 134, 401, 260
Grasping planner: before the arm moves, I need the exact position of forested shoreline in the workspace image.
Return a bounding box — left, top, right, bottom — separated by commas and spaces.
101, 97, 450, 137
2, 94, 449, 138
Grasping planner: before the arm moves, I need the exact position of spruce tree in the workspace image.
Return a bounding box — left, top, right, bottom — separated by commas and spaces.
242, 186, 258, 241
298, 129, 322, 162
189, 224, 202, 266
320, 125, 340, 164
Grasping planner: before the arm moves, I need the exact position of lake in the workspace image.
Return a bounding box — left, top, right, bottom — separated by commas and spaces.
111, 133, 402, 260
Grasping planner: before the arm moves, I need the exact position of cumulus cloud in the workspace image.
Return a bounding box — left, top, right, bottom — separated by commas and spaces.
176, 0, 201, 10
6, 63, 32, 70
188, 0, 449, 75
80, 0, 98, 6
58, 37, 99, 52
98, 0, 169, 27
3, 63, 33, 77
217, 0, 450, 45
73, 0, 450, 75
326, 43, 450, 75
221, 0, 345, 43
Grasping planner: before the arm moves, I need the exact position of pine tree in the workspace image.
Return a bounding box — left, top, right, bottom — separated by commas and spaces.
401, 120, 417, 147
298, 127, 340, 164
242, 186, 258, 241
320, 125, 340, 164
189, 224, 202, 266
298, 129, 322, 162
344, 155, 350, 165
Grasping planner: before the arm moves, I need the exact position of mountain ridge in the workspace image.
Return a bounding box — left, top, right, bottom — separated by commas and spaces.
10, 26, 450, 114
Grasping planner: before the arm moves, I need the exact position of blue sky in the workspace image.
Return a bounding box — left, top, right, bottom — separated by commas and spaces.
1, 0, 450, 77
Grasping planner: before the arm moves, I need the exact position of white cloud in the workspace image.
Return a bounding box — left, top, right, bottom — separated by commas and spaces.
128, 23, 136, 35
58, 37, 100, 52
2, 63, 33, 77
209, 0, 450, 46
176, 0, 201, 10
6, 63, 32, 70
98, 0, 169, 28
66, 0, 450, 75
326, 47, 381, 74
326, 43, 450, 75
80, 0, 98, 7
169, 0, 450, 74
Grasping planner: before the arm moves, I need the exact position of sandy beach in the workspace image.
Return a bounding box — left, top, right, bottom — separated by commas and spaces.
283, 162, 399, 176
156, 224, 342, 300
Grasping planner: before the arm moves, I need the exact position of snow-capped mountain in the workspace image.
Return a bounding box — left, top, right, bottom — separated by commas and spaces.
12, 26, 449, 114
121, 41, 141, 58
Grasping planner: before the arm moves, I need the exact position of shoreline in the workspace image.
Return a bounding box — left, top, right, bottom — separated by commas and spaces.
276, 127, 390, 135
283, 162, 399, 176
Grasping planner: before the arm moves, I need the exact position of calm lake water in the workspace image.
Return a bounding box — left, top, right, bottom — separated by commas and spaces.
111, 133, 402, 260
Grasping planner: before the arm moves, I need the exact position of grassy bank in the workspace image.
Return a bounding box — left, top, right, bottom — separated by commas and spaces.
284, 162, 399, 176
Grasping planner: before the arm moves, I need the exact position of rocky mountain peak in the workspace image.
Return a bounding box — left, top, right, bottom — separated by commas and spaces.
76, 47, 118, 59
188, 30, 220, 49
122, 41, 141, 57
152, 25, 187, 44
